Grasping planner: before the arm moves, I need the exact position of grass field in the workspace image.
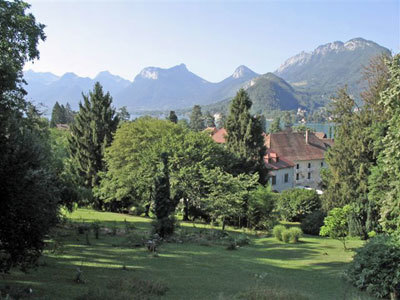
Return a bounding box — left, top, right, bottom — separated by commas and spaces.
1, 209, 375, 299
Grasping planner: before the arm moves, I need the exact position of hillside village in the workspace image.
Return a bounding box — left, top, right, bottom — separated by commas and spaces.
208, 127, 333, 192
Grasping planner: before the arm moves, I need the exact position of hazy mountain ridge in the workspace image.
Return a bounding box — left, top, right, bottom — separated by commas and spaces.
24, 37, 390, 113
274, 37, 391, 105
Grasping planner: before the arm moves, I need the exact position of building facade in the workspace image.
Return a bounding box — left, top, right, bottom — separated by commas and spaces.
208, 127, 333, 192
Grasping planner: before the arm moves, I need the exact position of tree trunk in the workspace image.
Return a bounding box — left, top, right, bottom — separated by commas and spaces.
183, 199, 189, 221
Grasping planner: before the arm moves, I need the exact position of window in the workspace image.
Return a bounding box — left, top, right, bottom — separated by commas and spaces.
321, 161, 324, 167
308, 162, 311, 168
284, 173, 289, 183
296, 164, 299, 169
308, 172, 311, 179
296, 173, 299, 180
271, 176, 276, 185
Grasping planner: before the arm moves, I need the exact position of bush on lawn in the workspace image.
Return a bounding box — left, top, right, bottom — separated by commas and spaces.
346, 235, 400, 299
273, 225, 302, 243
300, 210, 326, 235
288, 227, 303, 243
273, 225, 286, 241
281, 230, 291, 243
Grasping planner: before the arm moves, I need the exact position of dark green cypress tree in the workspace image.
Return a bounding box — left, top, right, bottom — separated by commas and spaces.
226, 89, 267, 183
68, 82, 118, 208
50, 101, 63, 127
167, 110, 178, 123
153, 153, 176, 237
189, 105, 205, 131
64, 102, 75, 124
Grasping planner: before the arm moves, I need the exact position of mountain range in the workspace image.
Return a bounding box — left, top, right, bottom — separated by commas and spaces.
24, 37, 390, 114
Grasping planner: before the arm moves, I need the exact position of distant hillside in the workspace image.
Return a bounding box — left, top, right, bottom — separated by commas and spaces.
195, 73, 305, 117
275, 37, 391, 105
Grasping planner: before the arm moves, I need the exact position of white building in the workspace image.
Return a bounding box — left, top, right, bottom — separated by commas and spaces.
265, 130, 333, 190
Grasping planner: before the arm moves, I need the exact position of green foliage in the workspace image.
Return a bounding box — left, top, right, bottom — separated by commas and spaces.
269, 117, 282, 133
68, 82, 118, 208
152, 153, 177, 237
346, 235, 400, 298
292, 124, 315, 133
273, 225, 286, 241
273, 226, 302, 243
116, 106, 130, 123
50, 101, 74, 127
204, 112, 216, 127
189, 105, 205, 131
370, 54, 400, 235
277, 188, 321, 222
202, 167, 259, 230
300, 210, 326, 235
282, 111, 294, 129
0, 0, 61, 273
320, 205, 352, 250
247, 185, 277, 230
226, 89, 267, 183
97, 117, 235, 221
287, 227, 303, 243
322, 56, 391, 238
167, 110, 178, 123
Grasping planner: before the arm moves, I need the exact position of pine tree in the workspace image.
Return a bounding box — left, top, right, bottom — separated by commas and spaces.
64, 103, 75, 124
167, 110, 178, 123
117, 106, 130, 123
189, 105, 205, 131
226, 89, 267, 183
153, 153, 176, 237
50, 101, 64, 127
68, 82, 118, 208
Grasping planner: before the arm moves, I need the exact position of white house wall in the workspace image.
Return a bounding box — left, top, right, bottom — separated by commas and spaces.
269, 167, 294, 192
293, 159, 326, 189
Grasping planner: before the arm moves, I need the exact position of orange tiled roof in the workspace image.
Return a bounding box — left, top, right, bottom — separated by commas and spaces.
265, 130, 332, 162
211, 128, 227, 144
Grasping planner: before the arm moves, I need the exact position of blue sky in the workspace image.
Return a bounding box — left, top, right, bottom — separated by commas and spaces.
25, 0, 399, 82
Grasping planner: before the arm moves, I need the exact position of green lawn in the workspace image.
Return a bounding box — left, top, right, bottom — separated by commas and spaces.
2, 209, 375, 299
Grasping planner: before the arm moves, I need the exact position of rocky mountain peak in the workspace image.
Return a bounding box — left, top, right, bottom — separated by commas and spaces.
232, 65, 256, 79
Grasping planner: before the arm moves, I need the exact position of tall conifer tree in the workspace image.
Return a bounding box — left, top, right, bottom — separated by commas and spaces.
68, 82, 118, 207
225, 89, 267, 183
189, 105, 205, 131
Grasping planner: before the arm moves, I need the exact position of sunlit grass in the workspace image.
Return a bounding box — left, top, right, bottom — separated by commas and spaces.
2, 209, 374, 300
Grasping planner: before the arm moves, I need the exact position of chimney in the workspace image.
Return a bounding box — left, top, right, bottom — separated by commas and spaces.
305, 130, 309, 144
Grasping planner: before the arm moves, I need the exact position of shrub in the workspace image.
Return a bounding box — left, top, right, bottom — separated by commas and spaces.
281, 230, 291, 243
320, 205, 352, 250
346, 235, 400, 299
235, 234, 251, 247
300, 210, 326, 235
287, 227, 302, 243
247, 186, 278, 230
273, 225, 286, 241
277, 188, 321, 222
